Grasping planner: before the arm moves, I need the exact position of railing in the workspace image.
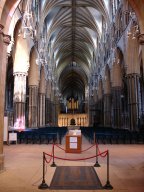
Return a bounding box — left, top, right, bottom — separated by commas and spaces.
38, 141, 113, 190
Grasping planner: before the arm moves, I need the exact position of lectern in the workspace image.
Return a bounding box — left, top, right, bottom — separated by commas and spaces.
65, 130, 82, 153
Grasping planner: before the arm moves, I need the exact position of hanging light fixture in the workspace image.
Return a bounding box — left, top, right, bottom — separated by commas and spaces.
22, 0, 36, 39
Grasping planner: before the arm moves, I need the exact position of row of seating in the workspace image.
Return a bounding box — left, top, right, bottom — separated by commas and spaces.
9, 127, 68, 144
80, 126, 144, 144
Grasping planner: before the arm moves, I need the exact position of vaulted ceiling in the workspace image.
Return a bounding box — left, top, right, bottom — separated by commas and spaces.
41, 0, 110, 100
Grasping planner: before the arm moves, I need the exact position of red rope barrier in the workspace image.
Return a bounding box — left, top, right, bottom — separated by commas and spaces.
44, 139, 108, 164
55, 143, 96, 153
98, 150, 108, 158
44, 150, 108, 162
54, 136, 108, 158
54, 144, 66, 151
81, 144, 96, 152
44, 144, 54, 164
95, 142, 106, 157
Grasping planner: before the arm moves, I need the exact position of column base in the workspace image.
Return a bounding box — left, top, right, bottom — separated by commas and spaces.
0, 154, 5, 173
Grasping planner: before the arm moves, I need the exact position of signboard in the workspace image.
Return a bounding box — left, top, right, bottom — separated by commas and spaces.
70, 137, 77, 142
9, 133, 17, 144
70, 143, 77, 149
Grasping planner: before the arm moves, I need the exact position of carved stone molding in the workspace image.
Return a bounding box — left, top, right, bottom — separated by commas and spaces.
0, 24, 4, 34
138, 34, 144, 45
0, 25, 11, 46
3, 34, 11, 45
13, 72, 27, 77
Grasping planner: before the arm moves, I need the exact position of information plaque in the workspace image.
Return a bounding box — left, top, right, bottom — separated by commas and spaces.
9, 133, 17, 144
70, 143, 77, 149
70, 137, 77, 142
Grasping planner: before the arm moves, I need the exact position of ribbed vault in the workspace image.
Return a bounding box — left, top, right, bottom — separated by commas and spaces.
41, 0, 109, 101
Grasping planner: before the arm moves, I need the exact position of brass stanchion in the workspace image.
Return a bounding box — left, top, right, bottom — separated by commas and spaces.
38, 152, 49, 189
103, 150, 113, 190
50, 144, 57, 167
94, 139, 100, 167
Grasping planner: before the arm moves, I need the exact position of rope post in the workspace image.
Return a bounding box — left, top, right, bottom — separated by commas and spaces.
50, 144, 57, 167
103, 150, 113, 190
38, 152, 49, 189
94, 140, 100, 167
59, 133, 62, 144
94, 132, 96, 144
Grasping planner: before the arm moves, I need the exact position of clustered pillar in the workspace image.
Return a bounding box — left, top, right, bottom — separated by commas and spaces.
38, 93, 45, 127
28, 85, 38, 127
111, 87, 122, 128
45, 80, 52, 126
103, 94, 111, 126
0, 24, 11, 171
38, 66, 46, 127
126, 74, 140, 131
89, 97, 95, 126
97, 80, 104, 126
126, 26, 140, 131
13, 72, 27, 129
45, 98, 53, 126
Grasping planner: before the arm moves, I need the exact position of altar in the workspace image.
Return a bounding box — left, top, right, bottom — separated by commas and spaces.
65, 130, 82, 153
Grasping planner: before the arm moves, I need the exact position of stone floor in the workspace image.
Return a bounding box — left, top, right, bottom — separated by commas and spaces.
0, 136, 144, 192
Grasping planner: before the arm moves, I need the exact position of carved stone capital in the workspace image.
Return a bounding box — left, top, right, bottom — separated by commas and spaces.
13, 72, 28, 77
0, 24, 4, 34
138, 34, 144, 45
3, 34, 11, 45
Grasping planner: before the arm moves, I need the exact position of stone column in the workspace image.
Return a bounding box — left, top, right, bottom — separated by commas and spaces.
0, 25, 11, 171
51, 101, 55, 126
97, 98, 104, 126
97, 80, 104, 126
38, 93, 45, 127
111, 87, 122, 128
104, 94, 112, 126
45, 98, 50, 125
138, 34, 144, 130
38, 67, 46, 127
54, 96, 59, 126
89, 96, 95, 126
13, 72, 27, 129
45, 98, 48, 125
126, 27, 140, 130
12, 25, 30, 129
28, 47, 39, 128
126, 74, 140, 131
50, 89, 59, 127
111, 58, 123, 129
138, 34, 144, 62
50, 85, 55, 126
49, 100, 53, 126
45, 80, 52, 125
103, 72, 112, 127
28, 85, 38, 127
